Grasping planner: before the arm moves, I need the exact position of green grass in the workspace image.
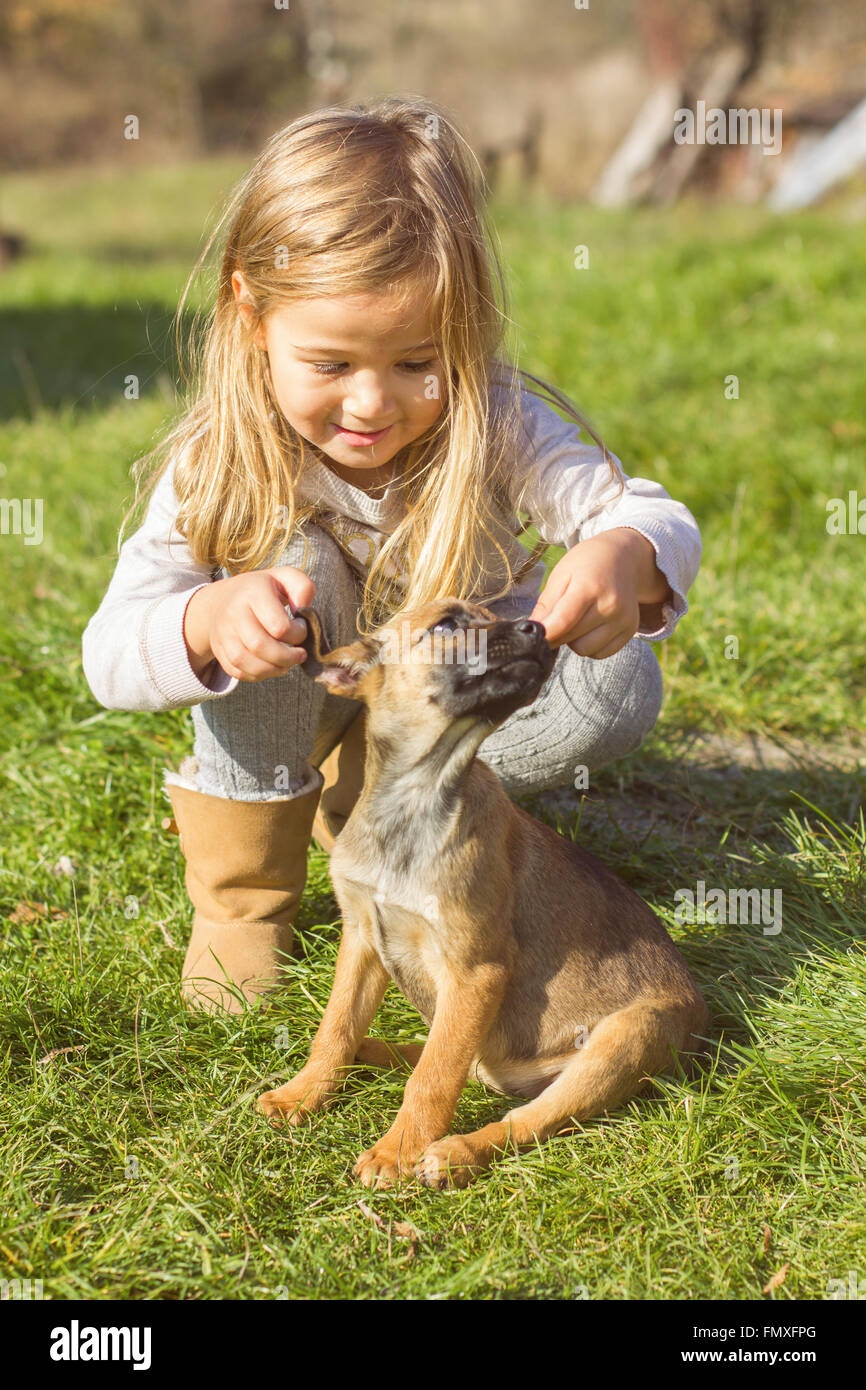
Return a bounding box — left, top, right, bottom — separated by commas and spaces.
1, 156, 864, 1300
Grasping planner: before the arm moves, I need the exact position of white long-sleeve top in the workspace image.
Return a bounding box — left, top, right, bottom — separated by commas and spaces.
81, 388, 701, 712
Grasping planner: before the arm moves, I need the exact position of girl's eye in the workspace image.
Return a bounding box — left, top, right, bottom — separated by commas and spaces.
310, 359, 434, 376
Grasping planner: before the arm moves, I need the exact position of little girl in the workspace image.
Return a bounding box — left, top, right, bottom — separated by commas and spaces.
82, 97, 700, 1015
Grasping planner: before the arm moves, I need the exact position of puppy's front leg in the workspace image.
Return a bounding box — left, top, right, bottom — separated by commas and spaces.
354, 960, 507, 1189
259, 925, 389, 1125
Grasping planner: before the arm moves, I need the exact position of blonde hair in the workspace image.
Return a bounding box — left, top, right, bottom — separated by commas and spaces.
124, 95, 624, 634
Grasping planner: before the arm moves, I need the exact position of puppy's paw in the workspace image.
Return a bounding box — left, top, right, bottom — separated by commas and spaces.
415, 1135, 487, 1189
257, 1075, 327, 1127
353, 1139, 415, 1190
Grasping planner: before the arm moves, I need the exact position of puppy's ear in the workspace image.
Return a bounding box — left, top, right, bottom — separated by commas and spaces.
296, 606, 381, 700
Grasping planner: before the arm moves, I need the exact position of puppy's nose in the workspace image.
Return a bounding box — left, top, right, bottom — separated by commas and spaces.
514, 619, 546, 640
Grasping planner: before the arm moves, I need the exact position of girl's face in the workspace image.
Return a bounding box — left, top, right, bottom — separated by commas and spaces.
232, 274, 444, 491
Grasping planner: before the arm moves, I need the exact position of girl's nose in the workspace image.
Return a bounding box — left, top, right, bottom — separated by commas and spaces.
343, 373, 394, 419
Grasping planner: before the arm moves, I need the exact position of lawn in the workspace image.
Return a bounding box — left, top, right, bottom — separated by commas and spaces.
1, 156, 864, 1300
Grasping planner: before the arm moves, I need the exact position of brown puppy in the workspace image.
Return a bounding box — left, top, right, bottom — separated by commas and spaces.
258, 599, 708, 1188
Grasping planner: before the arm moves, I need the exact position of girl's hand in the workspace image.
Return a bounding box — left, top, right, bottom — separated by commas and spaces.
529, 529, 671, 660
183, 566, 315, 682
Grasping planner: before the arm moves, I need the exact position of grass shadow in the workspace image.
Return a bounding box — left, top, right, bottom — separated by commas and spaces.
0, 304, 199, 419
516, 735, 864, 1088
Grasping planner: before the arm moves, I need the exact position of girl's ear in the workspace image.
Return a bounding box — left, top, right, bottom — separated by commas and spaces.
231, 270, 267, 350
296, 606, 382, 702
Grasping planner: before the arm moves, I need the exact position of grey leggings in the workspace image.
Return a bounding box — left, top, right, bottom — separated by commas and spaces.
189, 522, 664, 802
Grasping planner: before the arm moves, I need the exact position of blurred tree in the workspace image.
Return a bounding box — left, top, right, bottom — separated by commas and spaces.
1, 0, 865, 181
0, 0, 319, 165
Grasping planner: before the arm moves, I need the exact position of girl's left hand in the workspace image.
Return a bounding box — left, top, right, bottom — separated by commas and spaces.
528, 529, 670, 660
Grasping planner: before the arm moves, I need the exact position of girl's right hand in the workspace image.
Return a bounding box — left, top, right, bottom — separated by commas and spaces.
183, 566, 315, 682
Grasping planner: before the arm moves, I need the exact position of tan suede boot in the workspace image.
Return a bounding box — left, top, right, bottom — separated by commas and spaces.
311, 707, 368, 855
165, 775, 322, 1015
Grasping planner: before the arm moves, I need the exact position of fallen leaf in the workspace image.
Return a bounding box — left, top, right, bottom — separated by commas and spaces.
9, 901, 69, 924
357, 1202, 421, 1251
9, 900, 67, 924
762, 1262, 789, 1294
37, 1045, 87, 1066
392, 1220, 421, 1242
357, 1200, 386, 1231
155, 919, 177, 950
10, 901, 45, 924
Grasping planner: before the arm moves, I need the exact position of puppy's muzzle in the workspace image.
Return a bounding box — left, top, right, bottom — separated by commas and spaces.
442, 617, 555, 724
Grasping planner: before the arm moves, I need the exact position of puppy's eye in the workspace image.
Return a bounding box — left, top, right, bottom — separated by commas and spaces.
430, 616, 461, 634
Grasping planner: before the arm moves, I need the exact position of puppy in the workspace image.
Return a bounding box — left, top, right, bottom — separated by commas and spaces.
259, 599, 708, 1188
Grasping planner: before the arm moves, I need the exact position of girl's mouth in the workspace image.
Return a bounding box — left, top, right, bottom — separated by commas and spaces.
333, 424, 392, 446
